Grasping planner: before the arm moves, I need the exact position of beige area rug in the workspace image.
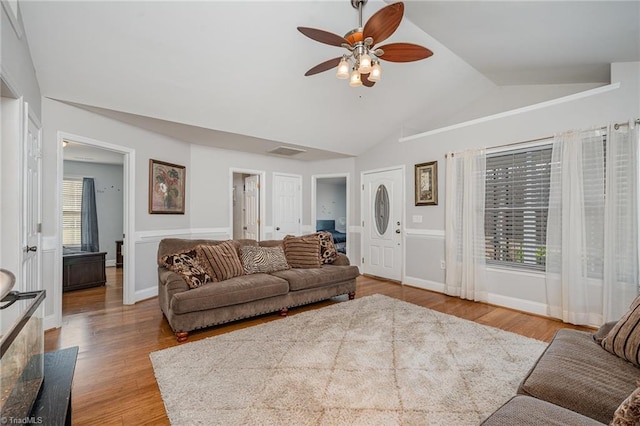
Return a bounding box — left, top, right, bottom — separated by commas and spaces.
150, 294, 547, 425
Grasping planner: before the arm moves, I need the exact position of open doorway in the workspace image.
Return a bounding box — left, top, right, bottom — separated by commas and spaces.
230, 169, 266, 241
61, 140, 125, 311
55, 131, 135, 330
312, 174, 349, 255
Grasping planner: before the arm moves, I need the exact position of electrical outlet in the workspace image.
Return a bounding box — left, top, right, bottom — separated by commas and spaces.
412, 215, 423, 223
440, 260, 446, 269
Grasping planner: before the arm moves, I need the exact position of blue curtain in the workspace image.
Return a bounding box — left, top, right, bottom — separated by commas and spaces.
81, 177, 100, 252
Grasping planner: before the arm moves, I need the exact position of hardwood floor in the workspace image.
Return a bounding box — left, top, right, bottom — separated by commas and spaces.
45, 269, 592, 425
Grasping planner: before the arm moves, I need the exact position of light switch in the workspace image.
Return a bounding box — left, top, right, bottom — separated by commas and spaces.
412, 215, 423, 223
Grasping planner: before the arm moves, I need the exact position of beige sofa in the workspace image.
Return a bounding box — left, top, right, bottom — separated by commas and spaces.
157, 238, 359, 342
481, 321, 640, 425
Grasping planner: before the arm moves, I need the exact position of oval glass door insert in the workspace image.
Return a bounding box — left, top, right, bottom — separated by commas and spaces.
375, 184, 390, 235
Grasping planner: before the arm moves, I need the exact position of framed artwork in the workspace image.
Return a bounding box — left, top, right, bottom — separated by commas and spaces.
415, 161, 438, 206
149, 159, 186, 214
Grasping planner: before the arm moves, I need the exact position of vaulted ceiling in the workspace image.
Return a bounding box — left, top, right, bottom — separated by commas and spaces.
20, 1, 640, 160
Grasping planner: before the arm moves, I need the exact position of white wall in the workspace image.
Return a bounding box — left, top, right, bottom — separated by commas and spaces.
355, 62, 640, 316
63, 160, 124, 263
1, 2, 41, 118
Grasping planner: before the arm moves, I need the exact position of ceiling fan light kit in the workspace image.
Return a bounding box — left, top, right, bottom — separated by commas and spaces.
298, 0, 433, 88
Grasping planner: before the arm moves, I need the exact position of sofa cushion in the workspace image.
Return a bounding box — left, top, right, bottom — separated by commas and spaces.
602, 295, 640, 366
170, 273, 289, 314
161, 248, 213, 289
270, 264, 359, 291
157, 238, 259, 264
283, 234, 321, 268
240, 246, 290, 274
518, 329, 640, 424
197, 241, 244, 282
480, 395, 604, 426
611, 386, 640, 426
317, 231, 338, 264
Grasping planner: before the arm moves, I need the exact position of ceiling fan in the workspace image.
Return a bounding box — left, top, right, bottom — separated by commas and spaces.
297, 0, 433, 88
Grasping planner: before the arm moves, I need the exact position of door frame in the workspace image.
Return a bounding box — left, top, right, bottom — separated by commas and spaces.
56, 132, 136, 317
311, 173, 350, 255
360, 165, 406, 282
229, 168, 266, 241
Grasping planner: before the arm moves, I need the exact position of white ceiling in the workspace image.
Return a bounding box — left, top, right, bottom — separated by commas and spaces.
19, 1, 640, 160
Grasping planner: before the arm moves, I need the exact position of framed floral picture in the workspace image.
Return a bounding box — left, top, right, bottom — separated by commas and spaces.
149, 159, 186, 214
415, 161, 438, 206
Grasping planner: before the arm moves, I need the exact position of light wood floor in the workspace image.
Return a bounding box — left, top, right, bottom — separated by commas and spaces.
45, 268, 592, 425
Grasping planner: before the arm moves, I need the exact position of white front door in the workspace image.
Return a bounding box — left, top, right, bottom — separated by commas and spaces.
243, 175, 259, 240
23, 109, 41, 292
273, 173, 301, 239
362, 168, 403, 281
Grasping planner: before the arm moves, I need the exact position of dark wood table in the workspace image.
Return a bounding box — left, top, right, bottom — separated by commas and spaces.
30, 346, 78, 426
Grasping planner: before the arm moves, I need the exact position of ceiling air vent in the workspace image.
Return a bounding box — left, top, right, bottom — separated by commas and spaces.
268, 146, 307, 156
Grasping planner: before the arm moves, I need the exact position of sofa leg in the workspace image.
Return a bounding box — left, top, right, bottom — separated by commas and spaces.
175, 331, 189, 343
279, 307, 288, 317
348, 291, 356, 300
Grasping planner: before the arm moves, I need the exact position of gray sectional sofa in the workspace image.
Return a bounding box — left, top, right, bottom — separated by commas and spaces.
482, 321, 640, 425
157, 238, 359, 342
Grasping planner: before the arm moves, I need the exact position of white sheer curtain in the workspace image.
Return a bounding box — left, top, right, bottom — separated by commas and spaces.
444, 148, 488, 302
546, 124, 639, 325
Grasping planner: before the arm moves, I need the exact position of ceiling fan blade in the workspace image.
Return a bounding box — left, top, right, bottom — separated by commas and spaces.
377, 43, 433, 63
297, 27, 350, 47
363, 2, 404, 45
304, 57, 342, 76
361, 73, 376, 88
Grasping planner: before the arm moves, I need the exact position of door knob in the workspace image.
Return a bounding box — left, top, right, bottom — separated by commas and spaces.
26, 245, 38, 252
276, 227, 281, 231
395, 229, 401, 234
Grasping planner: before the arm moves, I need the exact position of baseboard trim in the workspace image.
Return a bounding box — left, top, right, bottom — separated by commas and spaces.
403, 276, 445, 293
105, 259, 116, 267
486, 293, 549, 317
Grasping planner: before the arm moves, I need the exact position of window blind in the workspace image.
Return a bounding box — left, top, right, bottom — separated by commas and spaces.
485, 145, 553, 270
63, 179, 83, 246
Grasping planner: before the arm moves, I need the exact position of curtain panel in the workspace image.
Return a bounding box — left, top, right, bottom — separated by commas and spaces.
546, 125, 639, 325
444, 149, 488, 302
81, 177, 100, 252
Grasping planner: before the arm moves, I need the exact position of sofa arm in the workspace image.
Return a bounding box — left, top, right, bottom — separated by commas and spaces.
332, 253, 351, 266
158, 267, 190, 294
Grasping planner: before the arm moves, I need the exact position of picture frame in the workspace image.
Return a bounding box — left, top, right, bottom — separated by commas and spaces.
149, 159, 186, 214
415, 161, 438, 206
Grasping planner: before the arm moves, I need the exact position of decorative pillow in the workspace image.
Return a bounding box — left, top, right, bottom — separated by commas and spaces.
610, 386, 640, 426
316, 231, 338, 264
602, 295, 640, 366
161, 249, 213, 289
196, 241, 244, 282
239, 246, 290, 274
283, 234, 321, 269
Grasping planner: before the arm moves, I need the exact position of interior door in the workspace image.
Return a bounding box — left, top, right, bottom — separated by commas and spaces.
23, 108, 42, 292
273, 173, 301, 239
243, 175, 259, 240
362, 168, 403, 281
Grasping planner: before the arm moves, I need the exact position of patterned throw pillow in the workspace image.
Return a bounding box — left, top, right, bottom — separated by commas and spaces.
602, 295, 640, 366
611, 386, 640, 426
196, 241, 244, 281
161, 249, 213, 289
283, 234, 321, 269
240, 246, 290, 274
316, 231, 338, 264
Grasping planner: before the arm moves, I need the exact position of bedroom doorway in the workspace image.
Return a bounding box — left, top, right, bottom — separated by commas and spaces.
56, 131, 135, 330
312, 174, 349, 255
230, 169, 266, 241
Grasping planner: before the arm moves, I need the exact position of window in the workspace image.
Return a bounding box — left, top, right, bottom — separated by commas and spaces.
485, 145, 553, 271
63, 179, 83, 246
